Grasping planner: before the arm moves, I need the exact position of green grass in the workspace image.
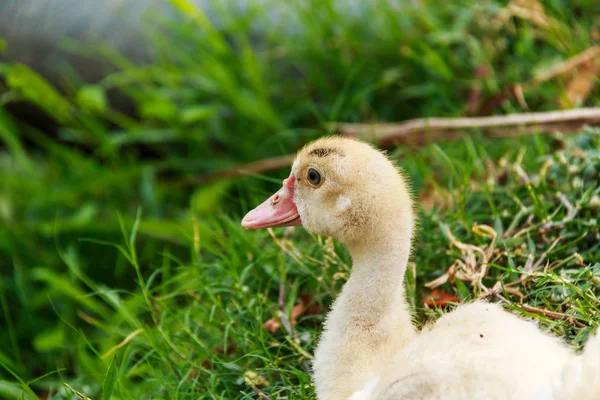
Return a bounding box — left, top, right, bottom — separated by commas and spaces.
2, 131, 598, 399
0, 0, 599, 398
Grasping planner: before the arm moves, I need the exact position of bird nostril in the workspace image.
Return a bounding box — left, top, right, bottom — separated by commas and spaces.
271, 194, 280, 206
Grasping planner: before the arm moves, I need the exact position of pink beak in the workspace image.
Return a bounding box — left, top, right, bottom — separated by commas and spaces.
241, 173, 302, 229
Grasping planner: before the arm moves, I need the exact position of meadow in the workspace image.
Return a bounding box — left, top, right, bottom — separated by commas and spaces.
0, 0, 599, 398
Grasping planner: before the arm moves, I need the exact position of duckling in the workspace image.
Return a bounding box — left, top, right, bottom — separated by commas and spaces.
242, 136, 599, 400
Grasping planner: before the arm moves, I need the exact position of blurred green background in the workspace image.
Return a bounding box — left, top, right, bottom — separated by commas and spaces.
1, 0, 599, 398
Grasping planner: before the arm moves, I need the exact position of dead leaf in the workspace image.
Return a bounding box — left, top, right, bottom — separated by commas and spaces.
423, 289, 461, 308
262, 317, 281, 333
511, 84, 529, 110
512, 0, 545, 13
299, 293, 324, 315
419, 186, 436, 211
418, 182, 455, 211
290, 303, 305, 325
465, 65, 490, 115
508, 0, 549, 28
560, 60, 599, 108
263, 293, 322, 333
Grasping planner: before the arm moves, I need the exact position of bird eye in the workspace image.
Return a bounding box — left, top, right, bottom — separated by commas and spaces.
307, 168, 322, 186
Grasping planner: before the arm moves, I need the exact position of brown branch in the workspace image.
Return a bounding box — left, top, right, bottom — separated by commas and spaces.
173, 154, 295, 185
250, 384, 272, 400
494, 292, 586, 328
334, 107, 600, 147
174, 108, 600, 185
518, 303, 586, 328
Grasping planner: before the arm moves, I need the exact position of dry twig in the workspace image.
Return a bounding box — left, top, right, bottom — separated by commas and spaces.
177, 108, 600, 185
175, 154, 295, 185
250, 384, 272, 400
333, 108, 600, 147
493, 291, 586, 328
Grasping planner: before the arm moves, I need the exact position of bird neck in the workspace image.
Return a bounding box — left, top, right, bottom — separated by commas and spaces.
313, 221, 416, 400
342, 223, 414, 327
